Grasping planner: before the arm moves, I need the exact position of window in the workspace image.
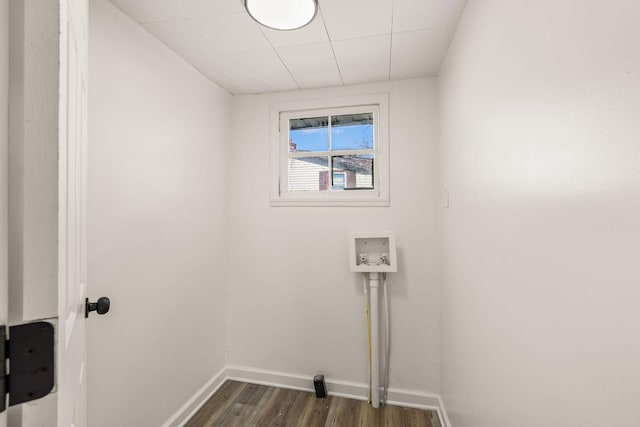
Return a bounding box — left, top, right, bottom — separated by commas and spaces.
270, 94, 389, 206
332, 171, 347, 190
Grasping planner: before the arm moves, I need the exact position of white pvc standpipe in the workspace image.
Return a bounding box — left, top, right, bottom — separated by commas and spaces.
369, 272, 380, 408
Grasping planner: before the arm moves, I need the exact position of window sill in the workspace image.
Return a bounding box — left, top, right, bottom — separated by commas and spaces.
270, 197, 390, 207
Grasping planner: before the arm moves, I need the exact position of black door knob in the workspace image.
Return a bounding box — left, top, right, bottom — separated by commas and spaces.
85, 297, 110, 318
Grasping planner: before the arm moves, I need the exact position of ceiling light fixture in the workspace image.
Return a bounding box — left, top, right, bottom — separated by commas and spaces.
245, 0, 318, 31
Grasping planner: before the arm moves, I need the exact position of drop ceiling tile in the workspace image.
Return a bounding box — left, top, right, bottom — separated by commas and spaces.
392, 0, 468, 33
294, 69, 343, 90
182, 54, 234, 90
320, 0, 392, 40
390, 28, 452, 78
143, 21, 210, 60
339, 64, 390, 85
168, 0, 244, 19
212, 49, 292, 80
184, 50, 298, 94
229, 76, 300, 95
260, 15, 329, 47
277, 43, 337, 74
191, 12, 271, 54
332, 35, 391, 70
109, 0, 184, 23
390, 60, 439, 80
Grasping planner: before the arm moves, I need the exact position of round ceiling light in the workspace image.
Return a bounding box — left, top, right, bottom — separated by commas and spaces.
245, 0, 318, 31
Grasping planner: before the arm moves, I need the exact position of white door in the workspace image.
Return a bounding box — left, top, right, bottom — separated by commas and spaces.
58, 0, 89, 425
5, 0, 89, 425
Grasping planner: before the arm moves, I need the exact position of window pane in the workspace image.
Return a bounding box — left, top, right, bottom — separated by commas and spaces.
289, 116, 329, 152
332, 155, 374, 190
289, 156, 330, 192
331, 113, 374, 150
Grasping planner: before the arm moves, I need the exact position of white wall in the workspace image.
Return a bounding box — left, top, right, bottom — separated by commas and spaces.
7, 1, 60, 422
87, 1, 232, 426
438, 0, 640, 425
228, 79, 440, 394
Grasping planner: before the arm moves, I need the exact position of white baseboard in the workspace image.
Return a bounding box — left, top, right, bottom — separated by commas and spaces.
161, 367, 227, 427
163, 365, 450, 427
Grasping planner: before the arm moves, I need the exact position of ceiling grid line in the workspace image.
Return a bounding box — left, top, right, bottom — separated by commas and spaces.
259, 25, 304, 91
318, 4, 344, 87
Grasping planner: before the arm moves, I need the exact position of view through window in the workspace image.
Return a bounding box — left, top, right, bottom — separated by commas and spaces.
288, 112, 375, 192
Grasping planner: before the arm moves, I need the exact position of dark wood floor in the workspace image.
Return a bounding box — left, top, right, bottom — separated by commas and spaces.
185, 380, 437, 427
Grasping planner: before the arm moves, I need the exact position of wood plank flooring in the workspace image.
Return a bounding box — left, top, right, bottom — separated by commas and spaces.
185, 381, 436, 427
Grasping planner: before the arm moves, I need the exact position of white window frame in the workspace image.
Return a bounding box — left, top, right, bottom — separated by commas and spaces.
270, 93, 389, 207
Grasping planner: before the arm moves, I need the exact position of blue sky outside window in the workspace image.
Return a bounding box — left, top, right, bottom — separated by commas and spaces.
289, 113, 373, 152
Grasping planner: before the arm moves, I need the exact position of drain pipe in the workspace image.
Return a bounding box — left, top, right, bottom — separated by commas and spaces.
369, 272, 380, 408
349, 232, 397, 410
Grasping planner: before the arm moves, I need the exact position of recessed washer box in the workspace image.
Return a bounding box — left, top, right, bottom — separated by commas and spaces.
349, 232, 397, 273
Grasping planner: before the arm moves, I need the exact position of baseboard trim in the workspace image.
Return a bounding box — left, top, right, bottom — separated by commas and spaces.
163, 365, 450, 427
161, 367, 227, 427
